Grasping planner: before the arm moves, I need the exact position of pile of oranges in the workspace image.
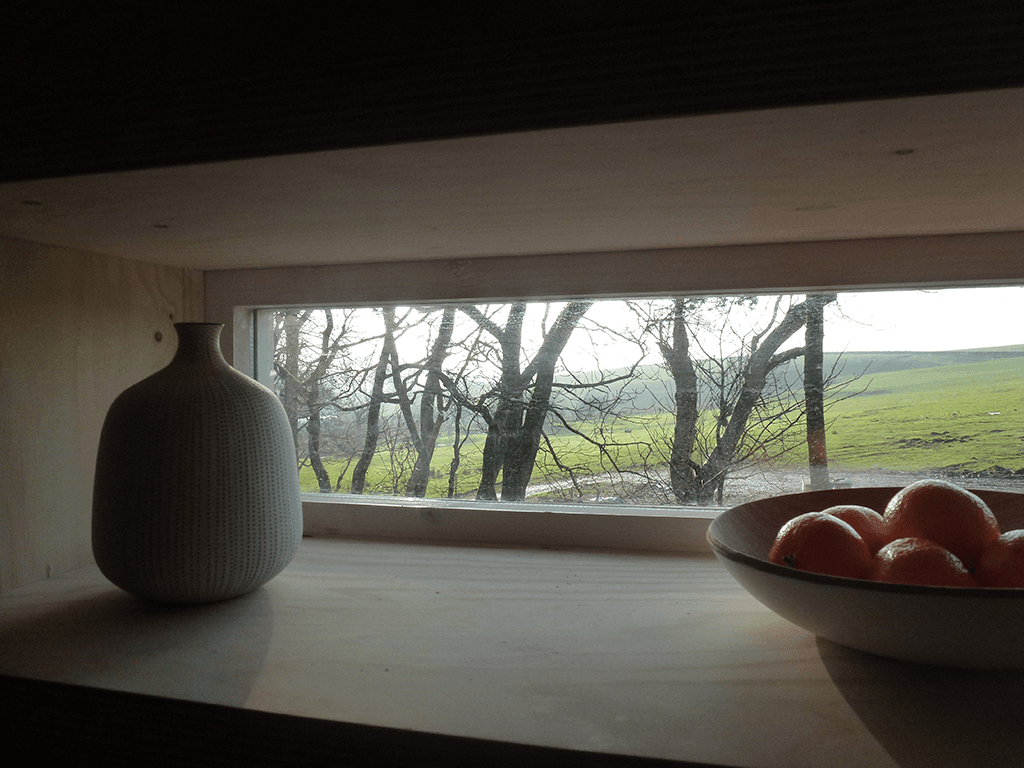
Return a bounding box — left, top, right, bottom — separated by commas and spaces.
767, 479, 1024, 587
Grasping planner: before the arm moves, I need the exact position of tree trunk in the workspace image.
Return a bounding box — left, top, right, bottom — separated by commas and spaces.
406, 307, 455, 497
350, 339, 391, 494
804, 293, 837, 491
447, 401, 464, 497
306, 378, 333, 492
501, 364, 553, 500
474, 303, 527, 500
660, 299, 701, 502
475, 421, 504, 501
278, 310, 308, 458
305, 310, 340, 493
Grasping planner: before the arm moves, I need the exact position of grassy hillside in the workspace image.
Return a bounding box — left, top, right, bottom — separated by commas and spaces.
822, 355, 1024, 474
823, 346, 1024, 377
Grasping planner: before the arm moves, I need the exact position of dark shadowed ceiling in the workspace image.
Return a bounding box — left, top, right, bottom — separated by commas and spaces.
2, 2, 1023, 270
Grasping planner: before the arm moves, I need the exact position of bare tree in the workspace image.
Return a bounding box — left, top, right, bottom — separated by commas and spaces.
459, 301, 593, 501
273, 309, 364, 492
392, 307, 456, 497
348, 306, 467, 497
642, 297, 811, 503
273, 295, 859, 506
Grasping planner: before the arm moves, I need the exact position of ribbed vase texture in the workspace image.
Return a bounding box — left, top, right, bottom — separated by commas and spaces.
92, 323, 303, 604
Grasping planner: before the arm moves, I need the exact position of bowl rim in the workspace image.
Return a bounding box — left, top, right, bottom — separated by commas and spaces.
707, 487, 1024, 599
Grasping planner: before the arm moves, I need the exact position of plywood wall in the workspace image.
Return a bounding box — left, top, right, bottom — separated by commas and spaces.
0, 237, 203, 593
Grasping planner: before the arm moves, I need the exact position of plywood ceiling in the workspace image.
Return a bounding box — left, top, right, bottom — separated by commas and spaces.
1, 88, 1022, 272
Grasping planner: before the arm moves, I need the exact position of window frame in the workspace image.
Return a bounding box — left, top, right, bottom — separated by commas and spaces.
205, 231, 1024, 552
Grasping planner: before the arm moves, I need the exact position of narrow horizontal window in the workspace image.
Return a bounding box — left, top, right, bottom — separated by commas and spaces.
253, 287, 1024, 513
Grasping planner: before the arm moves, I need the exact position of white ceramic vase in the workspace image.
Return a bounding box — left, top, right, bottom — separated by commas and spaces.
92, 323, 303, 604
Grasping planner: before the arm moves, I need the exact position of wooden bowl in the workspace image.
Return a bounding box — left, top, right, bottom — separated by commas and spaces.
707, 487, 1024, 668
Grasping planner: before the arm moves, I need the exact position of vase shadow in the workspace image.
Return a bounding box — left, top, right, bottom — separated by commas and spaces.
817, 636, 1024, 768
0, 584, 274, 708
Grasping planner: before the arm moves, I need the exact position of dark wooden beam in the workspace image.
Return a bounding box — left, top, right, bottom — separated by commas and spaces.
3, 3, 1023, 182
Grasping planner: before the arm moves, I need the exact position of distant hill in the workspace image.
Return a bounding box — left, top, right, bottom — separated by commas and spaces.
823, 345, 1024, 377
556, 345, 1024, 414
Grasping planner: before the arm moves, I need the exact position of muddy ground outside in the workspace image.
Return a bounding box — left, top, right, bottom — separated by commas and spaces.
525, 464, 1024, 512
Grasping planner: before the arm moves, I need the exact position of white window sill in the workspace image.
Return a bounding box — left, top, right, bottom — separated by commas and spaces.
301, 494, 717, 554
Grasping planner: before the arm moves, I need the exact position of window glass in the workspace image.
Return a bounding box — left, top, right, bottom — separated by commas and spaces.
256, 287, 1024, 510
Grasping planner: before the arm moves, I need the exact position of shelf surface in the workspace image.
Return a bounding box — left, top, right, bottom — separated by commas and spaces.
4, 537, 1024, 766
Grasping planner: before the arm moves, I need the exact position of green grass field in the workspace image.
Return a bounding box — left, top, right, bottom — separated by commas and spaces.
298, 351, 1024, 493
822, 355, 1024, 473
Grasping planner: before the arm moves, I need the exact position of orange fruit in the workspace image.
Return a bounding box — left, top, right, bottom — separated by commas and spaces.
768, 511, 873, 579
822, 504, 890, 554
883, 479, 999, 571
974, 529, 1024, 588
871, 537, 976, 587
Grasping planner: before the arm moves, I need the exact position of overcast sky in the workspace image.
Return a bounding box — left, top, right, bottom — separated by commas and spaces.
555, 286, 1024, 371
823, 287, 1024, 353
282, 286, 1024, 376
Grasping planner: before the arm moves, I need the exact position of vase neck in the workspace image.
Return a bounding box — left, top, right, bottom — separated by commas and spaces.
172, 323, 227, 365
